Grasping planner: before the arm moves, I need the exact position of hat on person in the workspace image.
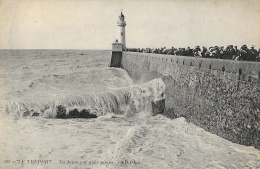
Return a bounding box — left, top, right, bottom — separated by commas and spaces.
241, 45, 247, 48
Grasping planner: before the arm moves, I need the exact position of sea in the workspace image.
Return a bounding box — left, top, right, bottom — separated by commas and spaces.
0, 50, 259, 169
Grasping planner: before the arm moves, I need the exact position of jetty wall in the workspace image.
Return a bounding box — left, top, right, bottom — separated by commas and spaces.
121, 52, 260, 149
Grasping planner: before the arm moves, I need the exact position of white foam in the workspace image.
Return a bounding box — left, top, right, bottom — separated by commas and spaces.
3, 78, 166, 119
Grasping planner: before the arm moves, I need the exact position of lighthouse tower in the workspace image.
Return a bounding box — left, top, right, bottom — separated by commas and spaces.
110, 12, 126, 68
117, 12, 126, 49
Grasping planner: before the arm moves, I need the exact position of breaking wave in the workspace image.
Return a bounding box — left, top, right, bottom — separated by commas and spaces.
3, 78, 165, 119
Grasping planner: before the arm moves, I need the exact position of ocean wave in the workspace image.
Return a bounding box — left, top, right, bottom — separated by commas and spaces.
3, 78, 165, 119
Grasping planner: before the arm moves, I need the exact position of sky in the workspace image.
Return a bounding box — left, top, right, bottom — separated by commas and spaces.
0, 0, 259, 49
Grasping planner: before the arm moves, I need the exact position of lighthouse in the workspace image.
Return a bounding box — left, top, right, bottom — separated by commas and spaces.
117, 12, 126, 50
110, 12, 126, 68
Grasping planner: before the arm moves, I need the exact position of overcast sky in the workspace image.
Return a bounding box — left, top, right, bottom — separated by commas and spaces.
0, 0, 259, 49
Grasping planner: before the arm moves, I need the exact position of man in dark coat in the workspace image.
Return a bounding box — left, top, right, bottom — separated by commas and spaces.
240, 45, 249, 61
186, 47, 193, 56
249, 46, 258, 61
233, 46, 240, 60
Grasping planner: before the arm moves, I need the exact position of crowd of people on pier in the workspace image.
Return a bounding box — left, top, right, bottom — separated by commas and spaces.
125, 45, 260, 62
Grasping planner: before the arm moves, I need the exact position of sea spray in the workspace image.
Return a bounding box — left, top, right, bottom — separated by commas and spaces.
3, 78, 165, 119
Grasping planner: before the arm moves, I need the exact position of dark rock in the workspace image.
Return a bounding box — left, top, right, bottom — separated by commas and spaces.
32, 112, 40, 117
79, 109, 97, 118
152, 99, 165, 115
163, 108, 178, 119
56, 105, 66, 118
23, 110, 31, 117
69, 109, 80, 118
